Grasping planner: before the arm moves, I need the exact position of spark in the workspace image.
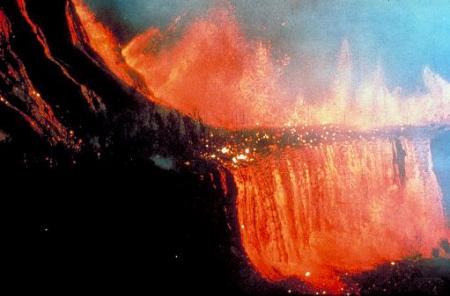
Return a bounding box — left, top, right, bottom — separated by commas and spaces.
236, 154, 247, 160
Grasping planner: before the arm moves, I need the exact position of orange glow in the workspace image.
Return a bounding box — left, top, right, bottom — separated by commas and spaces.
0, 10, 11, 40
16, 0, 53, 59
121, 6, 450, 130
14, 0, 105, 114
70, 0, 138, 89
71, 1, 450, 292
122, 8, 287, 129
232, 138, 449, 291
0, 7, 68, 144
73, 0, 450, 130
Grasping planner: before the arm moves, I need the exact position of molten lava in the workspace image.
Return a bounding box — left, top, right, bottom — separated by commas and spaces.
70, 0, 450, 292
73, 0, 450, 130
0, 10, 10, 40
121, 6, 450, 130
122, 8, 288, 129
69, 0, 143, 91
232, 138, 448, 291
1, 7, 68, 144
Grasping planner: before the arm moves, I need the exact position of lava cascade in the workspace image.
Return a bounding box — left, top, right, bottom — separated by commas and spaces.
66, 0, 450, 292
232, 137, 449, 291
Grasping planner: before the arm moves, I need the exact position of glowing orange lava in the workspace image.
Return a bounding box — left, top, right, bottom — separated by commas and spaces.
71, 1, 450, 292
0, 10, 10, 40
122, 7, 289, 129
1, 6, 68, 144
120, 6, 450, 130
70, 0, 141, 89
73, 0, 450, 131
232, 138, 449, 291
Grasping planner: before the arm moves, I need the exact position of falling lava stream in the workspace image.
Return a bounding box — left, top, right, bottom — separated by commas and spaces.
1, 1, 450, 294
69, 1, 450, 292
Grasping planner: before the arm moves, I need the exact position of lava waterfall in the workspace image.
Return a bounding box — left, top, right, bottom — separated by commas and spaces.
232, 136, 448, 290
2, 0, 450, 294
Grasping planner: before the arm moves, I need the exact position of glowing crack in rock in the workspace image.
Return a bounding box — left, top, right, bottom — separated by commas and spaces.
0, 8, 69, 145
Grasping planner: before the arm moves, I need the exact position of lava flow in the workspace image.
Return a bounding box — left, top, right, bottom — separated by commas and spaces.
73, 0, 450, 131
69, 0, 450, 293
1, 7, 68, 144
232, 136, 448, 291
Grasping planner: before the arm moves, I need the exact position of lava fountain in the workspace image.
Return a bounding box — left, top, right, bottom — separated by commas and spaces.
69, 0, 450, 292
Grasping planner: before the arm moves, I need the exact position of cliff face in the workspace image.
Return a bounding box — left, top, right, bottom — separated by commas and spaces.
0, 0, 210, 168
0, 6, 69, 145
0, 2, 249, 295
232, 137, 449, 291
